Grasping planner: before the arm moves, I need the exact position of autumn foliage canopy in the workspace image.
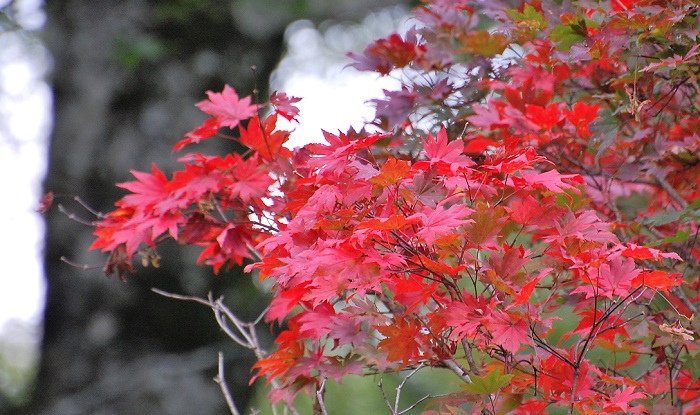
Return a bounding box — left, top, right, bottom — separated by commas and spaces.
86, 0, 699, 413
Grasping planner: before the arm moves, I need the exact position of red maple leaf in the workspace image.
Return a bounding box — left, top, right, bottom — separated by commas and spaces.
484, 309, 532, 354
270, 91, 302, 122
117, 164, 169, 210
571, 257, 640, 300
36, 191, 54, 214
376, 317, 425, 368
422, 128, 472, 167
391, 275, 440, 315
225, 154, 275, 203
438, 294, 491, 342
603, 387, 646, 412
519, 169, 583, 194
196, 84, 257, 129
348, 31, 425, 75
173, 118, 221, 151
411, 203, 474, 245
564, 102, 600, 138
238, 114, 291, 161
525, 103, 562, 131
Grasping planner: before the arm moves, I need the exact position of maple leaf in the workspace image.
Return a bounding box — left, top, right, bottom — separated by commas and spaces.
568, 307, 629, 342
486, 147, 547, 175
564, 102, 600, 138
371, 87, 417, 129
525, 103, 562, 131
403, 169, 447, 207
173, 117, 221, 151
462, 203, 506, 247
238, 114, 291, 162
348, 31, 425, 75
266, 281, 312, 323
571, 257, 640, 300
466, 102, 508, 130
546, 210, 618, 245
610, 0, 635, 12
376, 318, 425, 369
519, 169, 583, 194
484, 309, 532, 354
411, 203, 474, 245
438, 294, 491, 341
507, 194, 556, 226
422, 128, 469, 166
168, 162, 223, 205
270, 91, 302, 122
512, 268, 551, 306
603, 387, 646, 412
196, 84, 257, 129
391, 275, 440, 315
368, 158, 413, 187
36, 191, 54, 214
621, 244, 682, 262
631, 270, 684, 293
464, 136, 500, 155
117, 164, 170, 211
108, 217, 155, 258
225, 154, 275, 203
296, 303, 337, 339
213, 222, 254, 266
458, 30, 510, 56
251, 320, 307, 384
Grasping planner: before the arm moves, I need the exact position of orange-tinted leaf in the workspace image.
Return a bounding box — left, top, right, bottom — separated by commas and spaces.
369, 158, 413, 187
458, 30, 510, 56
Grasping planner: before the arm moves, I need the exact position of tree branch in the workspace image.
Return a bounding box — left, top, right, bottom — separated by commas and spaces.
214, 351, 241, 415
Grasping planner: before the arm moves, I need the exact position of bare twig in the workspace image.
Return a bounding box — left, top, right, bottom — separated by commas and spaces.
671, 286, 698, 316
394, 363, 424, 414
442, 358, 473, 384
150, 288, 301, 415
74, 196, 104, 218
654, 175, 689, 210
214, 351, 242, 415
314, 378, 329, 415
58, 203, 96, 226
378, 376, 393, 413
461, 338, 481, 376
60, 256, 101, 271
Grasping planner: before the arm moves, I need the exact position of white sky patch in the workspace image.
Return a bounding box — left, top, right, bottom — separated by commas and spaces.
0, 57, 50, 332
278, 71, 399, 149
272, 8, 409, 148
0, 4, 51, 335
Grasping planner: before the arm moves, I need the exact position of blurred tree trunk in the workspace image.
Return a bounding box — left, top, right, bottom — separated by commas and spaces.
3, 1, 407, 414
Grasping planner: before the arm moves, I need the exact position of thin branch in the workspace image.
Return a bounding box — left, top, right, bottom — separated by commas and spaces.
378, 376, 394, 414
314, 378, 329, 415
654, 175, 689, 210
211, 294, 256, 347
461, 338, 481, 376
151, 287, 212, 306
398, 393, 446, 415
393, 363, 425, 414
671, 286, 698, 316
442, 358, 473, 384
73, 196, 105, 218
214, 351, 242, 415
58, 203, 96, 226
